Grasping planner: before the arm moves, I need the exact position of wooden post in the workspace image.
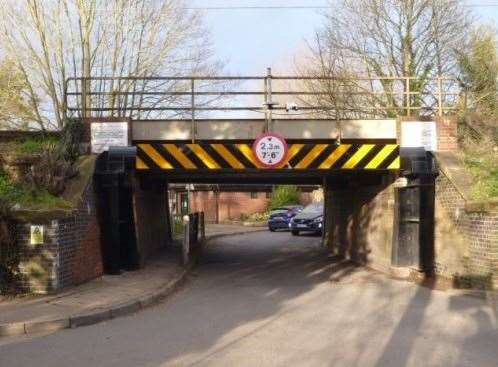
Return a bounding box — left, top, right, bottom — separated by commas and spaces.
437, 76, 443, 117
405, 77, 411, 117
215, 189, 220, 224
200, 212, 206, 242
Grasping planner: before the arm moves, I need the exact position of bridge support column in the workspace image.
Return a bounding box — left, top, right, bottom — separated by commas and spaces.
323, 175, 397, 272
391, 149, 437, 275
132, 177, 172, 267
392, 169, 436, 273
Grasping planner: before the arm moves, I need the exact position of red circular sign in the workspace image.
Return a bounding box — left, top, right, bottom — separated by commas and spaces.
252, 133, 288, 168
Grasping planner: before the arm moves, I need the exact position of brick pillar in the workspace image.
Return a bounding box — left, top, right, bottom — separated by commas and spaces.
435, 116, 458, 152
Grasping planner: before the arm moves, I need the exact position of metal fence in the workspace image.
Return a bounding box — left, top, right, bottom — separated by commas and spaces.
64, 71, 462, 121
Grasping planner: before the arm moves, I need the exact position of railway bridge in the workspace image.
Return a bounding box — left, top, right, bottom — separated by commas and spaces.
66, 72, 450, 279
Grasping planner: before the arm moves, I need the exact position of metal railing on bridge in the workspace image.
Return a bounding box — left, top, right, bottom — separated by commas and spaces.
64, 70, 462, 123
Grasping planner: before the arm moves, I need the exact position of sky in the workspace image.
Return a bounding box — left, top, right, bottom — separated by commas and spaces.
189, 0, 498, 76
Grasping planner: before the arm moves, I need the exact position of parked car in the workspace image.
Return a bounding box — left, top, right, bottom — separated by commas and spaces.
289, 202, 324, 235
267, 205, 303, 232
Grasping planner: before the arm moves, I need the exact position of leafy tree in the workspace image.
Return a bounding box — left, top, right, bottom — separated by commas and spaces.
270, 186, 300, 209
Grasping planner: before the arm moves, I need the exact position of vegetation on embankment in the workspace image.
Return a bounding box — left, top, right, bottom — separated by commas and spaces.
13, 135, 60, 155
0, 120, 84, 210
0, 170, 71, 210
461, 140, 498, 200
457, 27, 498, 200
0, 122, 86, 295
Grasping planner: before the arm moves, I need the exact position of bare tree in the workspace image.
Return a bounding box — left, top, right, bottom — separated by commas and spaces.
0, 0, 220, 130
296, 35, 379, 120
0, 58, 36, 129
303, 0, 473, 117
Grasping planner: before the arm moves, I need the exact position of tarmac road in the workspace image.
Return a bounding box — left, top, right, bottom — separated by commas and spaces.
1, 231, 497, 367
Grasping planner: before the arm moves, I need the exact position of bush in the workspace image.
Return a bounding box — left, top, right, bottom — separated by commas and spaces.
61, 118, 85, 163
26, 143, 77, 196
269, 185, 300, 209
0, 171, 24, 203
15, 136, 60, 155
246, 211, 270, 222
0, 170, 70, 209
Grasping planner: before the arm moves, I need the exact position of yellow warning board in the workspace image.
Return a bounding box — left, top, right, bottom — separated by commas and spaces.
135, 140, 400, 171
30, 225, 44, 245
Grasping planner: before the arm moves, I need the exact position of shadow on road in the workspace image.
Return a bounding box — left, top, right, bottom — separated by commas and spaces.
2, 231, 497, 367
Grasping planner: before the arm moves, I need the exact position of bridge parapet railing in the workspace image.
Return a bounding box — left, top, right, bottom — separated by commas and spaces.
65, 74, 462, 123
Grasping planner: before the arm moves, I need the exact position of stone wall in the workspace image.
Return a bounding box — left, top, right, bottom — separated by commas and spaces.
15, 180, 103, 294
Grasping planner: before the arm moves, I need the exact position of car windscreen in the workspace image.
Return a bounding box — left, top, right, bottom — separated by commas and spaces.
270, 209, 288, 215
272, 207, 289, 212
301, 203, 323, 214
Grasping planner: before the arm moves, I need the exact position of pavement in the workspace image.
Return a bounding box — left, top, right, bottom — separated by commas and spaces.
1, 231, 497, 366
0, 224, 266, 337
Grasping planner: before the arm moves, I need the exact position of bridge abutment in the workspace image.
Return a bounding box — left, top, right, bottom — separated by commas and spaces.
323, 175, 397, 273
132, 177, 172, 267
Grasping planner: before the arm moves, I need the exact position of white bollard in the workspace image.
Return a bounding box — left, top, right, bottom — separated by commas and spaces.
182, 215, 190, 266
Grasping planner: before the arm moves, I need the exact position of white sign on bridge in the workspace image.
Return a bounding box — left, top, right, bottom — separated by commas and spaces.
401, 121, 438, 151
91, 122, 129, 154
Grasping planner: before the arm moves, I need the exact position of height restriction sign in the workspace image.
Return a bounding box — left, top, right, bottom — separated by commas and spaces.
252, 133, 288, 168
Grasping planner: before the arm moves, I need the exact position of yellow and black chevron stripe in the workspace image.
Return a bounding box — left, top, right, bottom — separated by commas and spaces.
135, 140, 400, 171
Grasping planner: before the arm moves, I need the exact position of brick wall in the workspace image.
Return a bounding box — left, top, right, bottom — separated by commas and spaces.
459, 207, 498, 289
434, 172, 498, 289
435, 116, 458, 152
190, 191, 314, 223
190, 191, 269, 222
15, 181, 103, 294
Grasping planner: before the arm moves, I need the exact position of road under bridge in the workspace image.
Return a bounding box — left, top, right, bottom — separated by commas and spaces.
2, 231, 496, 367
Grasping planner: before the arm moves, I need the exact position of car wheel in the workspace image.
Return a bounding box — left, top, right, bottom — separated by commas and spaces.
269, 227, 275, 232
291, 230, 299, 236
